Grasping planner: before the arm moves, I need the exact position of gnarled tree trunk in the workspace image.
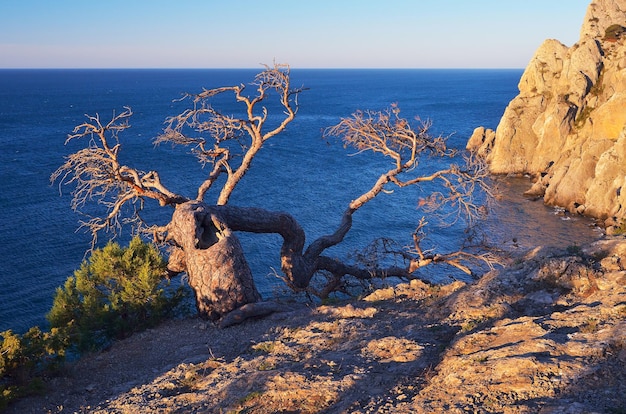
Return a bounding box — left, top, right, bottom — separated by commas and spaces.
53, 66, 496, 327
166, 202, 414, 320
167, 201, 261, 320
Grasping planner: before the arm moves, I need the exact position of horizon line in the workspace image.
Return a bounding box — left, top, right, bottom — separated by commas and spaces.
0, 66, 526, 71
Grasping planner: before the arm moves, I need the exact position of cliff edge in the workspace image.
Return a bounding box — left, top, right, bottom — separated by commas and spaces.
6, 239, 625, 413
468, 0, 626, 230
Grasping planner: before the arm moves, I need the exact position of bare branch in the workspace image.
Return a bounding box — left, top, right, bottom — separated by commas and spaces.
404, 218, 503, 276
51, 107, 187, 245
416, 153, 495, 227
313, 105, 492, 261
299, 105, 501, 295
155, 63, 305, 205
54, 67, 501, 318
323, 105, 457, 214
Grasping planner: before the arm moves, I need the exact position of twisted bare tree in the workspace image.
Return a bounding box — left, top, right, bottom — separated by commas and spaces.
53, 64, 499, 325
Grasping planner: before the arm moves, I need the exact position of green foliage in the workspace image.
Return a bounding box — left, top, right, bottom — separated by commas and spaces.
238, 390, 264, 405
0, 327, 67, 408
461, 317, 487, 333
0, 237, 185, 409
1, 237, 188, 408
604, 24, 625, 41
47, 236, 187, 352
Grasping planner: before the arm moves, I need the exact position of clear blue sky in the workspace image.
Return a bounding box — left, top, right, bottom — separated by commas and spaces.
0, 0, 591, 69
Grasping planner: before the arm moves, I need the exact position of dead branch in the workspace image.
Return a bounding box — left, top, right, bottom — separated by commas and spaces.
218, 301, 294, 328
155, 63, 306, 205
51, 107, 187, 246
300, 104, 501, 293
54, 66, 501, 315
312, 105, 494, 257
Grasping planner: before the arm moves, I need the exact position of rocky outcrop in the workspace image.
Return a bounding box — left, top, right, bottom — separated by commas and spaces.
8, 239, 626, 413
468, 0, 626, 229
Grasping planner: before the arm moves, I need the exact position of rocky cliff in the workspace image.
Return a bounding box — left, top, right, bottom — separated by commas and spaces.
468, 0, 626, 230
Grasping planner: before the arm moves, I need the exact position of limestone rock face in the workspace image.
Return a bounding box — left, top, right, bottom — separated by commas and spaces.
468, 0, 626, 226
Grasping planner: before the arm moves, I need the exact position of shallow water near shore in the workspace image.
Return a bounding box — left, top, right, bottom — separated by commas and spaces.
485, 176, 603, 255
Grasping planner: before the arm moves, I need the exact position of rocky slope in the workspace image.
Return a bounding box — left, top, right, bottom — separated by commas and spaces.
468, 0, 626, 230
5, 238, 625, 413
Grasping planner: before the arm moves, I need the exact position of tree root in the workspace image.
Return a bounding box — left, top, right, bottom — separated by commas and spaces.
218, 301, 293, 328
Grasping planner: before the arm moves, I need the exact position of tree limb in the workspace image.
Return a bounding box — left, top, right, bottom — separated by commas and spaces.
51, 107, 187, 246
155, 63, 306, 206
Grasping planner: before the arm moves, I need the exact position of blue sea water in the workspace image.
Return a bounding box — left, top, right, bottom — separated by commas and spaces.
0, 69, 601, 333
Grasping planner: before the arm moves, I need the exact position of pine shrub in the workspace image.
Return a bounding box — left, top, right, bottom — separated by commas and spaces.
1, 237, 187, 407
0, 327, 67, 408
47, 236, 188, 352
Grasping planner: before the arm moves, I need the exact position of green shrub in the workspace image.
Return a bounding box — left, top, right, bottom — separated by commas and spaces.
604, 24, 625, 41
1, 237, 187, 408
47, 236, 187, 352
0, 327, 67, 408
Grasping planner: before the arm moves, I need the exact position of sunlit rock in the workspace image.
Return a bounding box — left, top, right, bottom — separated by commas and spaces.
468, 0, 626, 226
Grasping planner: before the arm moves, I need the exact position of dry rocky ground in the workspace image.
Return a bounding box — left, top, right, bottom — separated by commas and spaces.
5, 238, 626, 413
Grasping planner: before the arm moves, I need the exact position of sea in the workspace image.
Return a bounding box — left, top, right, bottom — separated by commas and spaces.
0, 69, 603, 334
